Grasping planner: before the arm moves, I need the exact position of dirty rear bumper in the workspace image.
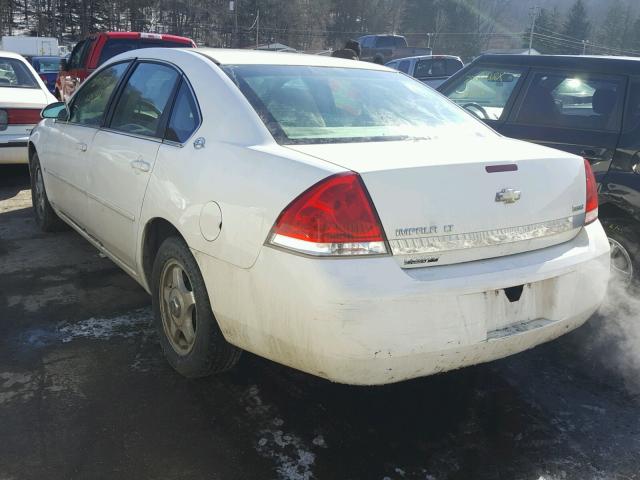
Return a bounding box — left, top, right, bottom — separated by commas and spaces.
195, 221, 610, 385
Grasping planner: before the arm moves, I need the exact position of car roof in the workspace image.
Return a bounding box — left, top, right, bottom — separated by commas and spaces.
473, 54, 640, 74
388, 55, 461, 62
0, 50, 29, 61
196, 48, 391, 71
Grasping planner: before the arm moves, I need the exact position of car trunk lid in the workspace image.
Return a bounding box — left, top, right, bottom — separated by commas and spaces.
287, 137, 586, 268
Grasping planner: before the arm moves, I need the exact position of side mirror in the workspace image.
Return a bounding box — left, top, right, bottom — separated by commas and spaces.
59, 58, 68, 71
41, 102, 68, 121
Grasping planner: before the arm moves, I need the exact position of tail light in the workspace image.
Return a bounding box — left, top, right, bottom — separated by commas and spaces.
584, 159, 598, 225
268, 172, 388, 256
6, 108, 42, 125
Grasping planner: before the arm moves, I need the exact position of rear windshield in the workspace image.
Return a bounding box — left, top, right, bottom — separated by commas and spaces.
376, 36, 405, 48
223, 64, 492, 145
99, 38, 192, 65
0, 58, 38, 88
33, 57, 61, 73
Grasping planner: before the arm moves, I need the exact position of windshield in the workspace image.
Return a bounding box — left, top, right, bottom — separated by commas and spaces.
223, 65, 493, 145
0, 57, 38, 88
34, 57, 61, 73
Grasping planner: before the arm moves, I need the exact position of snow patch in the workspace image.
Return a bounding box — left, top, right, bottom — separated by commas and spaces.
58, 308, 153, 343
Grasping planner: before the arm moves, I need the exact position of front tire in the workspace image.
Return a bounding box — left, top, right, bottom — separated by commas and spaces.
602, 218, 639, 288
29, 151, 67, 232
151, 236, 242, 378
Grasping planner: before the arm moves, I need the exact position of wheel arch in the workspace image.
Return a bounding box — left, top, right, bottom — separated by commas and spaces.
141, 217, 189, 291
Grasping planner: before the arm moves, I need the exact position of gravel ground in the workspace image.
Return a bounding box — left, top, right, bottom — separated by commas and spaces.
1, 164, 640, 480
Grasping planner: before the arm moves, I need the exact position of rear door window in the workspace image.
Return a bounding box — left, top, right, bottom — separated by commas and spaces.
397, 60, 411, 74
109, 62, 180, 138
514, 71, 625, 132
444, 66, 525, 121
445, 58, 463, 76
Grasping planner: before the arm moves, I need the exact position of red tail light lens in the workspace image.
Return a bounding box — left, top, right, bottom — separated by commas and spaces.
268, 172, 388, 256
7, 108, 42, 125
584, 159, 598, 225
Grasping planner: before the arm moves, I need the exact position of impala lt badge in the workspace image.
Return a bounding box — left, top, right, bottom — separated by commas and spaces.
495, 188, 521, 204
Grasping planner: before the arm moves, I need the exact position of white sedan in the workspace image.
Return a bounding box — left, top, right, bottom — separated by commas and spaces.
0, 51, 56, 164
29, 48, 610, 385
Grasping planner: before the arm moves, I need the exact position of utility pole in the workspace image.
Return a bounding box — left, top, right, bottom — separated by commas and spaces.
582, 40, 588, 55
255, 9, 260, 48
528, 6, 539, 55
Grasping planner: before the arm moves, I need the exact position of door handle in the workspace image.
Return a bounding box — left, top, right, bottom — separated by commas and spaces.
76, 142, 87, 152
130, 159, 151, 173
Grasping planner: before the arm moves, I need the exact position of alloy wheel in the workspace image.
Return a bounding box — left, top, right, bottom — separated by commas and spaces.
159, 259, 198, 355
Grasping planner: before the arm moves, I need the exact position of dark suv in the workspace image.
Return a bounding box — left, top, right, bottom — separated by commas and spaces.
439, 55, 640, 285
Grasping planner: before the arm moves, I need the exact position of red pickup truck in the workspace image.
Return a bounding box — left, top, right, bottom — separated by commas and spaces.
55, 32, 195, 101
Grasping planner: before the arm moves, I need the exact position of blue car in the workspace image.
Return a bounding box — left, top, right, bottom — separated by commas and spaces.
28, 56, 61, 94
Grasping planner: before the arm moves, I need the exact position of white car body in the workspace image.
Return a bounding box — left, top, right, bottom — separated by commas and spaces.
30, 48, 610, 385
0, 51, 56, 164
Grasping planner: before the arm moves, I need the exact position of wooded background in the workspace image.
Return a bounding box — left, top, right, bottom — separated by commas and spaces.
1, 0, 639, 59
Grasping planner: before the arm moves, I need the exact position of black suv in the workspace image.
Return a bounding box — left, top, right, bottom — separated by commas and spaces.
439, 55, 640, 285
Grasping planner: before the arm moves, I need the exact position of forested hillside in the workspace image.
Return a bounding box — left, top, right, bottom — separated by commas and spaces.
1, 0, 639, 58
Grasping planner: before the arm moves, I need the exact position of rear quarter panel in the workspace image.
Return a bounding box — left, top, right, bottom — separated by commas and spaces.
136, 50, 344, 282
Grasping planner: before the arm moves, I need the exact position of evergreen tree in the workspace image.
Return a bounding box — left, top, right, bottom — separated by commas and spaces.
562, 0, 591, 54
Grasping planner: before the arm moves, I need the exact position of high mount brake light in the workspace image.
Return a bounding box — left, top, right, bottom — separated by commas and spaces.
268, 172, 388, 256
584, 159, 598, 225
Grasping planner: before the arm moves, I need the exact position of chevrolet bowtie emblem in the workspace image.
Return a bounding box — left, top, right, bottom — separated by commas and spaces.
495, 188, 521, 204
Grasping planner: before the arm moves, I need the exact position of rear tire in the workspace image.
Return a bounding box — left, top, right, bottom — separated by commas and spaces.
29, 151, 67, 232
151, 236, 242, 378
602, 218, 639, 288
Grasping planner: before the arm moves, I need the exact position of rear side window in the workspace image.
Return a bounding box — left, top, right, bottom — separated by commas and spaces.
415, 59, 447, 79
98, 39, 191, 65
69, 62, 130, 126
514, 71, 624, 132
397, 60, 410, 74
624, 79, 640, 131
0, 58, 37, 88
165, 81, 200, 143
445, 59, 463, 76
445, 67, 525, 121
110, 62, 180, 138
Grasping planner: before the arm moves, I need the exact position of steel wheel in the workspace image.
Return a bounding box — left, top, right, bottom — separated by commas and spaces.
34, 165, 46, 220
159, 259, 197, 355
609, 237, 634, 284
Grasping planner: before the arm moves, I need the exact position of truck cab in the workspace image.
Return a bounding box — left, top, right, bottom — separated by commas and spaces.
55, 32, 195, 101
358, 35, 432, 63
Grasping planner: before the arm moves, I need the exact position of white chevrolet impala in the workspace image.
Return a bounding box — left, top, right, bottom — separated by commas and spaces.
29, 48, 610, 385
0, 51, 56, 164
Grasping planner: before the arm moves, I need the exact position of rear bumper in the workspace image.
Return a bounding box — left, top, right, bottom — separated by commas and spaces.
194, 221, 610, 385
0, 133, 30, 164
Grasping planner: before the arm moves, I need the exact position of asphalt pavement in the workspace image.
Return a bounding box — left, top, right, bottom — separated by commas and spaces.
1, 165, 639, 480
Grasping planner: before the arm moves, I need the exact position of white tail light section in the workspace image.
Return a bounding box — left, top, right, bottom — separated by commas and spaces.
268, 172, 388, 256
584, 159, 598, 225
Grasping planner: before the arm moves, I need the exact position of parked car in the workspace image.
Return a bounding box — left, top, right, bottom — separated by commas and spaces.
29, 48, 609, 385
28, 56, 61, 94
0, 51, 55, 164
358, 34, 432, 63
438, 54, 640, 286
386, 55, 463, 88
55, 32, 195, 101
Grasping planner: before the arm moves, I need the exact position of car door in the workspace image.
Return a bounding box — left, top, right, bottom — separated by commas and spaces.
86, 61, 181, 270
440, 64, 528, 130
500, 69, 626, 181
601, 76, 640, 221
46, 61, 131, 229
